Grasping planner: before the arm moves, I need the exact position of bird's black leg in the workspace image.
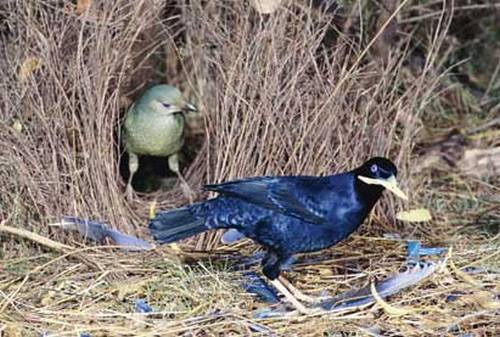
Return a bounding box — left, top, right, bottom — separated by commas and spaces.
261, 251, 281, 280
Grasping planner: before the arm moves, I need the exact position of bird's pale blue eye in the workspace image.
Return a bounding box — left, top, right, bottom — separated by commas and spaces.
162, 103, 171, 108
370, 164, 378, 173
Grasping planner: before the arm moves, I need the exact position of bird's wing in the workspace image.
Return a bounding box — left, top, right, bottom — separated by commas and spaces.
204, 176, 334, 224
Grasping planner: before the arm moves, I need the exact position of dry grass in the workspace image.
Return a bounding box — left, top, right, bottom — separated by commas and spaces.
1, 231, 498, 336
1, 0, 499, 336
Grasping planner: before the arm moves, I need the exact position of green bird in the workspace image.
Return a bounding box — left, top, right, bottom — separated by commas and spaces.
123, 84, 197, 197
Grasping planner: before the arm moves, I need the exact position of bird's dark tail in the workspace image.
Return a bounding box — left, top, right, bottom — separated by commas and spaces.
149, 206, 206, 244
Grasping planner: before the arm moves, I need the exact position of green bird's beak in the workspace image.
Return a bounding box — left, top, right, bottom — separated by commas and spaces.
184, 102, 198, 112
357, 174, 408, 200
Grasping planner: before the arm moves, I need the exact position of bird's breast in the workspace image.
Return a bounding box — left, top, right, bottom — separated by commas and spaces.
125, 113, 185, 156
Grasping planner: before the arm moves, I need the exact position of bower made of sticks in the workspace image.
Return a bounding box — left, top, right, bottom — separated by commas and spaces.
0, 1, 445, 250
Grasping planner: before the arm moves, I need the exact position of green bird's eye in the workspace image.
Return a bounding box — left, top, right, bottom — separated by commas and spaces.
162, 103, 171, 108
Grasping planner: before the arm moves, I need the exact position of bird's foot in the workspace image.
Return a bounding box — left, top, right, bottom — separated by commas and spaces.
270, 279, 323, 315
278, 277, 330, 303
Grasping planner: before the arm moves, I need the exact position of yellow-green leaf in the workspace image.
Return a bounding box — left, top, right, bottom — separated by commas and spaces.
252, 0, 283, 14
3, 324, 22, 337
149, 200, 157, 220
18, 57, 41, 81
396, 209, 432, 222
12, 119, 23, 133
461, 291, 500, 310
76, 0, 92, 15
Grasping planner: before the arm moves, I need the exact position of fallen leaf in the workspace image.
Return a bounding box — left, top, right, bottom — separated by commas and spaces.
460, 291, 500, 310
149, 200, 157, 219
170, 242, 183, 253
370, 282, 413, 316
11, 119, 23, 133
76, 0, 92, 15
18, 57, 41, 81
252, 0, 283, 14
3, 324, 22, 337
112, 278, 156, 301
40, 290, 56, 306
396, 209, 432, 222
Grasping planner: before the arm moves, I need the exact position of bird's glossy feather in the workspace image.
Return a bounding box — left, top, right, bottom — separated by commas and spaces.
150, 157, 401, 280
204, 174, 356, 226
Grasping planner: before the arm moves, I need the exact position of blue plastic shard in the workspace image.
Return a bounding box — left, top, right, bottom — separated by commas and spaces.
279, 256, 297, 271
231, 252, 266, 271
241, 271, 280, 304
248, 322, 277, 335
419, 247, 447, 256
253, 307, 289, 319
407, 240, 447, 263
52, 216, 153, 251
318, 261, 438, 311
60, 216, 109, 242
221, 229, 246, 244
134, 298, 153, 313
105, 227, 153, 251
407, 240, 421, 263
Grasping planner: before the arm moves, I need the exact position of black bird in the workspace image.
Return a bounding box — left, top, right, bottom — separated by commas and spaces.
149, 157, 407, 313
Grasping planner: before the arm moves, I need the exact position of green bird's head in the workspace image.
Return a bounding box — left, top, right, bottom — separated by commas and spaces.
142, 84, 197, 115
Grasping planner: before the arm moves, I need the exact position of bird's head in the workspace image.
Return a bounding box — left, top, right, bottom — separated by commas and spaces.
355, 157, 408, 200
147, 84, 197, 115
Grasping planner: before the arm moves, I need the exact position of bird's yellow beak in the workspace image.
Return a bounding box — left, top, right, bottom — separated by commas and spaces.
357, 175, 408, 200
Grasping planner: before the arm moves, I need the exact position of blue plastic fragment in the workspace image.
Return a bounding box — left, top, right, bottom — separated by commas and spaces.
419, 247, 447, 256
248, 322, 277, 335
279, 256, 297, 271
241, 271, 280, 304
446, 294, 460, 302
407, 240, 446, 263
253, 307, 289, 319
57, 216, 153, 251
62, 216, 109, 242
231, 252, 266, 270
318, 261, 437, 311
135, 298, 153, 313
105, 227, 154, 251
407, 240, 421, 263
221, 229, 246, 244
